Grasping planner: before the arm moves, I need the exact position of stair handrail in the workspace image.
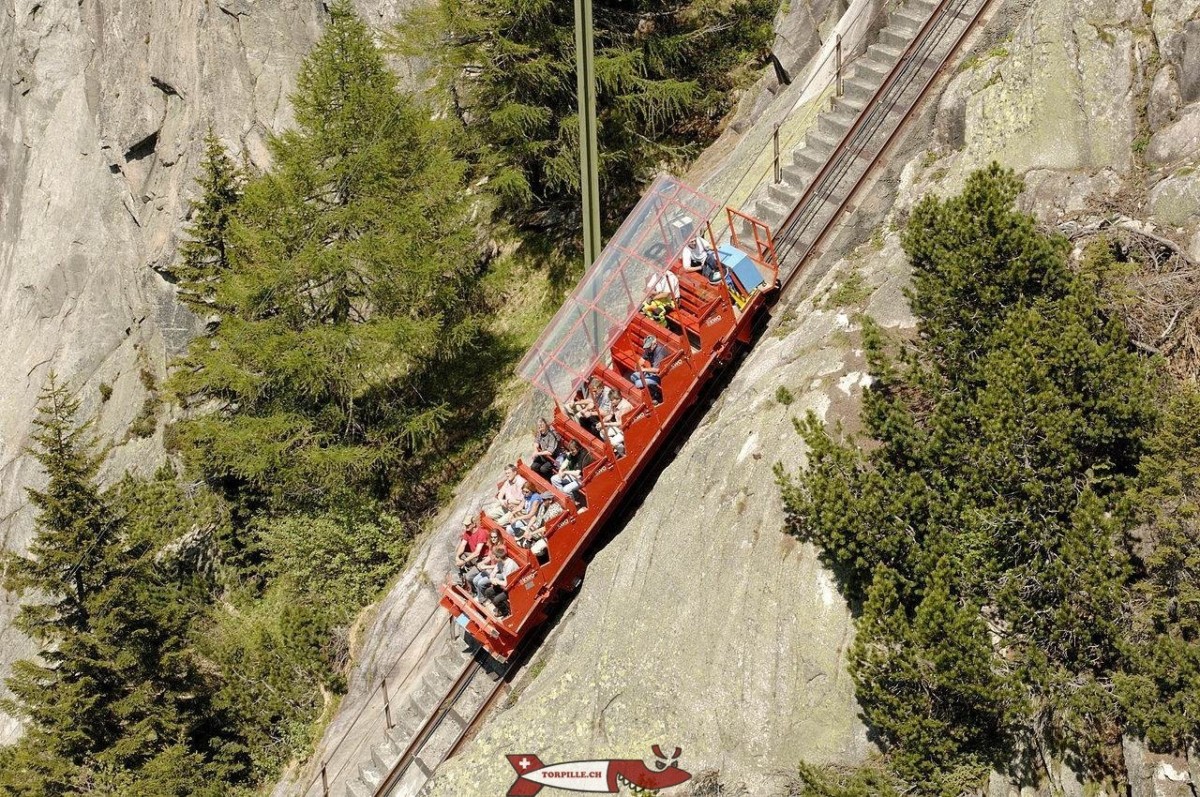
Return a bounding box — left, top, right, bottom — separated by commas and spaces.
713, 0, 903, 216
773, 0, 963, 262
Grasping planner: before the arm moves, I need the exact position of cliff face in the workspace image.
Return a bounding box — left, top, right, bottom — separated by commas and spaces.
0, 0, 412, 745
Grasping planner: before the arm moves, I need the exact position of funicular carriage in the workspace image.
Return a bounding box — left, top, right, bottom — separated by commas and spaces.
439, 175, 780, 661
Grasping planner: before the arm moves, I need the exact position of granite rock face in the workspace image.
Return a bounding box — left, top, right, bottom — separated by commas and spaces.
0, 0, 417, 744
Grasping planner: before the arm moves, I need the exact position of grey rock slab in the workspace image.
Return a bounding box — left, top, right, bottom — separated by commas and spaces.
1149, 65, 1183, 132
1147, 166, 1200, 229
1147, 104, 1200, 166
0, 0, 430, 744
953, 0, 1139, 176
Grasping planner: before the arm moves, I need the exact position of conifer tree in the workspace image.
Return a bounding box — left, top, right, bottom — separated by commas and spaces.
0, 377, 234, 794
1118, 386, 1200, 753
781, 165, 1161, 784
172, 0, 484, 513
172, 131, 243, 311
850, 562, 1012, 786
424, 0, 776, 246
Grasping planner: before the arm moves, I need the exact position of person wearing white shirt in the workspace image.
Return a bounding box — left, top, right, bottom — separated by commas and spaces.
681, 235, 720, 282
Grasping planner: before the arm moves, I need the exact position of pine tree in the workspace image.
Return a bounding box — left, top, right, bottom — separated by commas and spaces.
171, 0, 484, 514
1117, 386, 1200, 754
423, 0, 777, 247
850, 563, 1012, 787
780, 165, 1162, 782
171, 130, 243, 311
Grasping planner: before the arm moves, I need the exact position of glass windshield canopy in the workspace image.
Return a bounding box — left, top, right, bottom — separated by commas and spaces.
518, 175, 721, 402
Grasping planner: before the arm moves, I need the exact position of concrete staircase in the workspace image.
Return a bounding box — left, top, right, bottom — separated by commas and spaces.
752, 0, 940, 233
343, 644, 470, 797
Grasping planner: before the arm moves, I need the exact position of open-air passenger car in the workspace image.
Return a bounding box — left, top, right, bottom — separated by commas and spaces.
439, 175, 781, 661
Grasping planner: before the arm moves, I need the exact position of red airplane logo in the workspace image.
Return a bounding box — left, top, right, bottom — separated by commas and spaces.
506, 745, 691, 795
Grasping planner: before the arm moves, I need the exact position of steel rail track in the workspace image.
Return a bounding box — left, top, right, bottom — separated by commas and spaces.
372, 649, 519, 797
304, 607, 451, 796
330, 2, 999, 793
774, 0, 996, 289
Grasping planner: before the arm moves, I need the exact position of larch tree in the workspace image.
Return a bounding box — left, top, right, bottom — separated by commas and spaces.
171, 0, 485, 516
170, 130, 244, 312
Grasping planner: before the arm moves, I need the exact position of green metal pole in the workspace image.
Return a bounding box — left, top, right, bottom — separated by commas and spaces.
574, 0, 602, 267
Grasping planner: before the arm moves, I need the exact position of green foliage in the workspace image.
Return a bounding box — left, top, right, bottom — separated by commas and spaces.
774, 385, 794, 406
170, 130, 244, 312
779, 164, 1163, 786
260, 512, 412, 614
823, 270, 870, 309
851, 563, 1012, 786
794, 759, 905, 796
417, 0, 777, 249
201, 584, 336, 781
1117, 386, 1200, 753
170, 0, 488, 517
0, 378, 241, 795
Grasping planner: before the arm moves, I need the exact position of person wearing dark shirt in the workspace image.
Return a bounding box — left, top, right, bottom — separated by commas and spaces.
550, 438, 593, 500
530, 417, 561, 479
631, 334, 667, 403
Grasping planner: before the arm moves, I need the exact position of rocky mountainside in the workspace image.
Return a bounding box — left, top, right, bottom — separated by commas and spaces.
0, 0, 418, 745
317, 0, 1200, 793
2, 0, 1199, 790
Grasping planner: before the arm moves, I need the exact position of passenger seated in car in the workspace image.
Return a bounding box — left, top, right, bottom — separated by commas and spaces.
485, 464, 526, 523
507, 483, 545, 539
481, 545, 520, 617
454, 515, 488, 583
528, 497, 562, 559
470, 529, 503, 599
530, 417, 561, 479
600, 385, 634, 429
641, 269, 680, 327
630, 334, 667, 404
590, 377, 610, 420
565, 387, 603, 438
681, 235, 721, 283
551, 438, 593, 500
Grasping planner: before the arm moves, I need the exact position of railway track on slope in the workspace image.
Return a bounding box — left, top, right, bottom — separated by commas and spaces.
307, 0, 1000, 792
370, 649, 518, 797
772, 0, 998, 291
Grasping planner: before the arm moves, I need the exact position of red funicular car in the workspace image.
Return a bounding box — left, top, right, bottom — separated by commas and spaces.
440, 175, 780, 660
